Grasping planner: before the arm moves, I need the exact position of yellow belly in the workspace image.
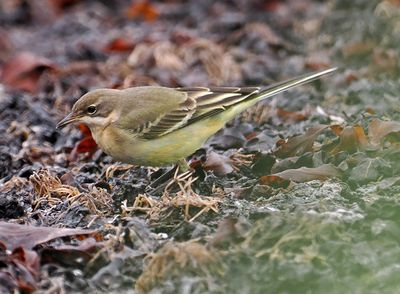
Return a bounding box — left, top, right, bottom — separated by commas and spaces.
94, 116, 226, 166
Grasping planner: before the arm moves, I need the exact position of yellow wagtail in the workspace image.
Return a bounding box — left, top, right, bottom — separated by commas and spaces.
57, 68, 337, 168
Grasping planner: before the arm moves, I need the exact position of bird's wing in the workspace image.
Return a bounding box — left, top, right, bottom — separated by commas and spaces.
135, 96, 197, 139
175, 86, 260, 124
133, 68, 336, 139
118, 86, 197, 140
134, 87, 259, 139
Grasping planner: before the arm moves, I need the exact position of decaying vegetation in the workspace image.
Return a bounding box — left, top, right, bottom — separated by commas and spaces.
1, 0, 400, 292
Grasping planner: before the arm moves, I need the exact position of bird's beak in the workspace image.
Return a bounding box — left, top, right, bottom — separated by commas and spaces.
56, 112, 80, 129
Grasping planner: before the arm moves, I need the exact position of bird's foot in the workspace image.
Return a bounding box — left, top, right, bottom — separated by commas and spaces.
147, 160, 192, 194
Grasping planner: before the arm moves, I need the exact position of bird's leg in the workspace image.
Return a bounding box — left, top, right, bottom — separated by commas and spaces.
147, 159, 191, 193
147, 165, 179, 192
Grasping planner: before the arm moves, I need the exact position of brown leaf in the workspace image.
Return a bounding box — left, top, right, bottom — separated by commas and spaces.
1, 52, 56, 93
0, 248, 40, 292
203, 151, 234, 176
276, 108, 308, 123
103, 37, 136, 53
272, 164, 341, 182
368, 118, 400, 146
48, 0, 81, 13
10, 248, 40, 279
354, 125, 369, 146
305, 53, 332, 71
274, 125, 329, 158
330, 124, 344, 136
331, 125, 369, 154
75, 137, 98, 154
245, 131, 258, 141
0, 221, 95, 251
126, 1, 159, 22
70, 124, 98, 160
259, 175, 290, 188
341, 41, 374, 58
41, 238, 103, 267
372, 48, 398, 74
264, 0, 284, 12
209, 217, 248, 247
345, 71, 359, 84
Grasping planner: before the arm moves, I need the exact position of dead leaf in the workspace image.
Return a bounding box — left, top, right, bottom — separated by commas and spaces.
209, 217, 249, 247
41, 237, 103, 267
103, 37, 136, 53
1, 52, 56, 93
345, 71, 359, 84
244, 23, 282, 46
270, 156, 300, 174
372, 48, 398, 74
348, 157, 392, 184
368, 118, 400, 146
276, 108, 308, 123
264, 0, 284, 12
0, 221, 95, 251
0, 247, 40, 292
305, 53, 332, 71
274, 125, 329, 158
341, 41, 374, 58
330, 124, 344, 136
9, 247, 40, 279
70, 124, 98, 160
271, 164, 341, 183
354, 125, 369, 146
203, 151, 234, 176
251, 152, 276, 176
48, 0, 81, 13
331, 125, 369, 154
74, 137, 97, 154
126, 1, 159, 22
259, 175, 291, 188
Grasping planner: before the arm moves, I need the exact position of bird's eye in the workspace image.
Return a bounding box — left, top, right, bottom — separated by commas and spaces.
87, 105, 97, 115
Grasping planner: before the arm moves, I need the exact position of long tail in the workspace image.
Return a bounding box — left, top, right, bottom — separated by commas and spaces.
176, 67, 337, 126
255, 67, 337, 102
220, 67, 338, 119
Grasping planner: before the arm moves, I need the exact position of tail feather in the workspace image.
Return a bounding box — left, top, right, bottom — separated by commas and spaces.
255, 67, 337, 102
177, 67, 337, 128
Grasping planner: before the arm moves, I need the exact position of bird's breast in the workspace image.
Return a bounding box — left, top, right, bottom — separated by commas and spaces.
90, 125, 129, 162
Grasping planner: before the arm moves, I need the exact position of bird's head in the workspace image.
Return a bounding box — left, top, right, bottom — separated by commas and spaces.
57, 89, 120, 129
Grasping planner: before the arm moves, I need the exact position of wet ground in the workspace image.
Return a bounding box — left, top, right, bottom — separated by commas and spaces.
1, 0, 400, 293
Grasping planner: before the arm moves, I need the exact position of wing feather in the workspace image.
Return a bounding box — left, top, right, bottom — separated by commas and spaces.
139, 98, 196, 139
137, 87, 259, 139
183, 86, 259, 120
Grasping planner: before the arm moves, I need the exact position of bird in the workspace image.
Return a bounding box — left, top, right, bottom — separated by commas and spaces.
57, 68, 336, 169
